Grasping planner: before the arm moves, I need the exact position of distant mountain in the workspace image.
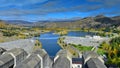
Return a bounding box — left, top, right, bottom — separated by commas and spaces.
34, 15, 120, 29
0, 20, 21, 28
37, 17, 81, 23
1, 15, 120, 29
4, 20, 34, 26
2, 17, 81, 26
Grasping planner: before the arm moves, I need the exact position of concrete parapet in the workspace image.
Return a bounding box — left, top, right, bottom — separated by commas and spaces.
0, 48, 28, 68
53, 49, 72, 68
15, 54, 41, 68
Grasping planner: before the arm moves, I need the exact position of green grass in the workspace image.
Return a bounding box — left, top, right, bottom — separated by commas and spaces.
97, 48, 106, 55
71, 44, 93, 52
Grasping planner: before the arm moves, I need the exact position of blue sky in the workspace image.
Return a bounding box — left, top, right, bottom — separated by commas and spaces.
0, 0, 120, 22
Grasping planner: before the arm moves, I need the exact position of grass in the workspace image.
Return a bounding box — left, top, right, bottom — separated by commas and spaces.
97, 48, 106, 55
33, 45, 42, 51
71, 44, 93, 52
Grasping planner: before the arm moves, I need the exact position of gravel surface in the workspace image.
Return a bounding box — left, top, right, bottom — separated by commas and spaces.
0, 39, 35, 54
63, 36, 110, 46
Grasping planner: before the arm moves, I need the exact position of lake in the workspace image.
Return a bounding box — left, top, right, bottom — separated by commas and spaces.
39, 31, 95, 56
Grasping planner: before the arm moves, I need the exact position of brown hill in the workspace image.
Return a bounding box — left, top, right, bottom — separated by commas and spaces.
1, 15, 120, 29
34, 15, 120, 29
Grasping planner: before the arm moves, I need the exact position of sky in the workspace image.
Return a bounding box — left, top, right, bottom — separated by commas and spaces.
0, 0, 120, 22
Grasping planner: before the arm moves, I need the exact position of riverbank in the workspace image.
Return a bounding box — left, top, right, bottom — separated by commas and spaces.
58, 35, 110, 57
58, 37, 80, 58
67, 29, 119, 37
0, 24, 51, 43
54, 30, 68, 36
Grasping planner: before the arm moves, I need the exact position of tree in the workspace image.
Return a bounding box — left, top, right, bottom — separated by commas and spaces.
105, 37, 120, 67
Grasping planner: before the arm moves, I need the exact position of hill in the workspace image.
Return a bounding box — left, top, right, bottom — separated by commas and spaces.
30, 15, 119, 29
1, 15, 120, 30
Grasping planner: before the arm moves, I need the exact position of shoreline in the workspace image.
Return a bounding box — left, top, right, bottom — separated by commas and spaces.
57, 37, 80, 58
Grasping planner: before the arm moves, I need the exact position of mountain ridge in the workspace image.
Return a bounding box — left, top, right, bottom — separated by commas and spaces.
1, 15, 120, 29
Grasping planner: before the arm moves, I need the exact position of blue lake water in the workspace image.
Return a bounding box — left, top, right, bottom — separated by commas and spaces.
39, 31, 95, 56
67, 31, 95, 37
39, 32, 60, 56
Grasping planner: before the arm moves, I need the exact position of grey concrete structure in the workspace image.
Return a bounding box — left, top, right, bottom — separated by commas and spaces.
86, 58, 107, 68
82, 51, 106, 68
0, 39, 36, 53
53, 49, 72, 68
16, 49, 53, 68
0, 47, 6, 55
33, 49, 53, 68
82, 51, 99, 64
0, 47, 107, 68
0, 54, 14, 68
0, 48, 28, 68
15, 54, 41, 68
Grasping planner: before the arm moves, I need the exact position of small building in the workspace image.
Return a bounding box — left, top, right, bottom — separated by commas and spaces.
72, 58, 82, 68
93, 36, 102, 40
